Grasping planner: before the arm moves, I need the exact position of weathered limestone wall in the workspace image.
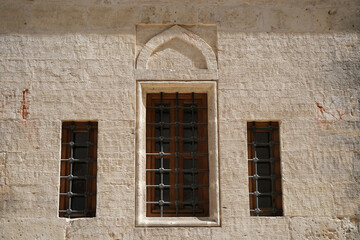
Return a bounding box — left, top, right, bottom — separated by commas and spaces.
0, 0, 359, 239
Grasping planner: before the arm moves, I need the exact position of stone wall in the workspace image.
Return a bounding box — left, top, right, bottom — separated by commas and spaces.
0, 0, 359, 239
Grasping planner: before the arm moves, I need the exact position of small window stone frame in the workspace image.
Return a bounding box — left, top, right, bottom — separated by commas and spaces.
136, 81, 220, 227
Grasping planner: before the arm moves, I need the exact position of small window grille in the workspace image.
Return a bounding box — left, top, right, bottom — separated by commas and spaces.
146, 92, 209, 217
248, 121, 282, 216
59, 121, 97, 218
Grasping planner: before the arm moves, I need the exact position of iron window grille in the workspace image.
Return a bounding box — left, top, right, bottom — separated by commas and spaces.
146, 92, 209, 217
59, 121, 97, 218
248, 121, 283, 216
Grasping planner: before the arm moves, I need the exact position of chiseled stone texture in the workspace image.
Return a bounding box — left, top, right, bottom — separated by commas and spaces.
0, 0, 359, 239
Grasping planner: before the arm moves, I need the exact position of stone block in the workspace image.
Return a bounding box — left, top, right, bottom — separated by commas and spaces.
88, 6, 139, 30
212, 217, 290, 239
0, 5, 27, 33
140, 5, 178, 24
0, 185, 58, 219
284, 183, 335, 216
176, 5, 198, 24
263, 7, 314, 32
312, 7, 360, 32
333, 182, 360, 217
0, 218, 66, 239
66, 218, 116, 239
31, 5, 86, 31
198, 6, 216, 24
215, 6, 263, 31
289, 217, 359, 240
288, 0, 359, 7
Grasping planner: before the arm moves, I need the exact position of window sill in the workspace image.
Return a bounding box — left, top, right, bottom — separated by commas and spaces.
136, 217, 220, 227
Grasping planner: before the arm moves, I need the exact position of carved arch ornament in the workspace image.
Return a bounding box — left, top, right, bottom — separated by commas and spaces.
136, 25, 217, 70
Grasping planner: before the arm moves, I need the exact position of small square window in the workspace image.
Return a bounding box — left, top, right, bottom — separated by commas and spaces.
59, 122, 98, 218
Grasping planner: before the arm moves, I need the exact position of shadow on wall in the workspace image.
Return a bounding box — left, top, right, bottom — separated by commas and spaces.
0, 1, 359, 33
148, 37, 207, 70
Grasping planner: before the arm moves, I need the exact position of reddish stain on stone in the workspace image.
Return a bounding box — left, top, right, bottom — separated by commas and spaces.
183, 31, 198, 41
315, 91, 352, 122
316, 101, 337, 120
21, 89, 30, 121
0, 90, 16, 113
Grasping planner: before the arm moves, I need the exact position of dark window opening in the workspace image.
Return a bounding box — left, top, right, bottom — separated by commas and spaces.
59, 121, 97, 218
146, 93, 209, 217
248, 121, 282, 216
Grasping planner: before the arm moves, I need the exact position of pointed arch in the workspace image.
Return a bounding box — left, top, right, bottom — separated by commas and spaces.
136, 25, 217, 70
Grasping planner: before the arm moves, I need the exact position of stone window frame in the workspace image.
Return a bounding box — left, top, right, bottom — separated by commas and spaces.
136, 81, 220, 227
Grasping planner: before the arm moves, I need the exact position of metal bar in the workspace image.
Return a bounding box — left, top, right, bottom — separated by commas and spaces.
191, 92, 196, 216
248, 175, 281, 179
175, 92, 179, 217
146, 184, 209, 188
249, 192, 281, 196
160, 92, 164, 217
146, 201, 209, 205
60, 176, 96, 179
248, 158, 280, 162
61, 143, 97, 146
250, 209, 283, 213
59, 209, 95, 213
146, 153, 208, 156
147, 106, 207, 110
60, 193, 96, 196
146, 169, 209, 173
247, 142, 280, 146
269, 122, 275, 213
252, 122, 259, 216
61, 158, 97, 162
146, 122, 207, 126
68, 122, 75, 218
146, 137, 208, 141
83, 122, 90, 216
